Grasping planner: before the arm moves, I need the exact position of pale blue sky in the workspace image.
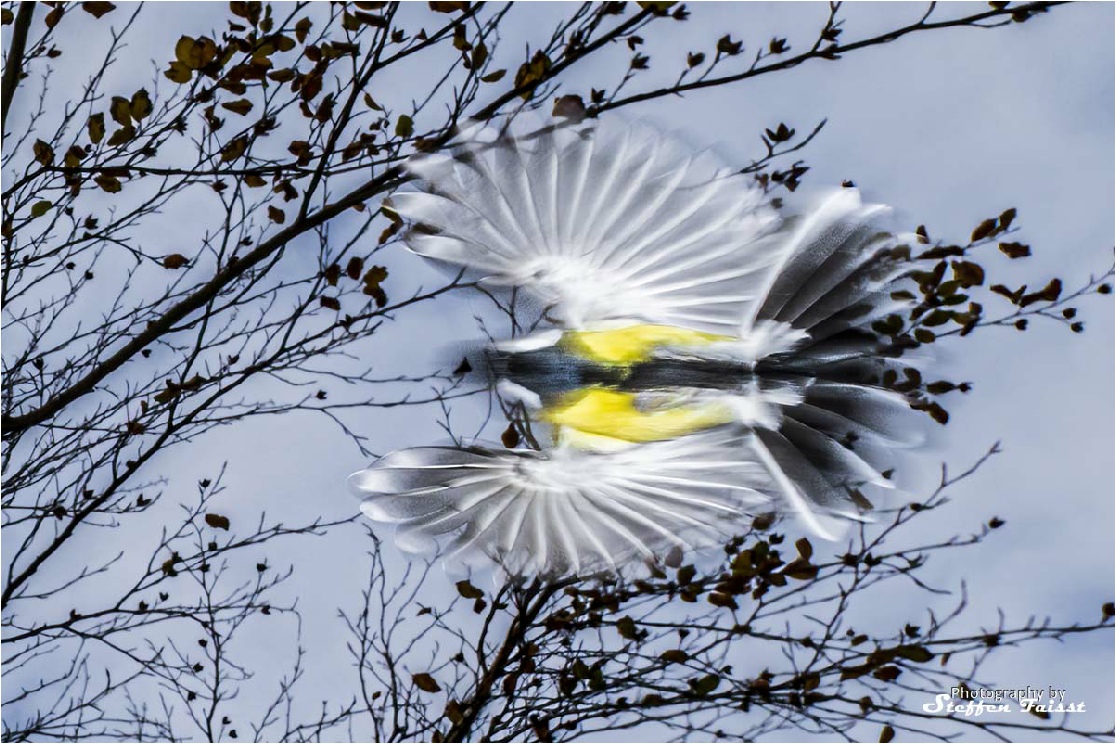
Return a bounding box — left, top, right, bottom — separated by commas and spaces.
3, 2, 1113, 740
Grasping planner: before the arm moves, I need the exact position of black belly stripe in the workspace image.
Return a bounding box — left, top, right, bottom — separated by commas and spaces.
488, 348, 773, 400
620, 357, 752, 392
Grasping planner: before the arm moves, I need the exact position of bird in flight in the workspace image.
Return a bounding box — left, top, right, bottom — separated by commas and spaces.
349, 118, 924, 576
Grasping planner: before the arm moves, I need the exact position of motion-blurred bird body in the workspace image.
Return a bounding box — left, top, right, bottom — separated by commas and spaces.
495, 324, 745, 443
350, 119, 924, 575
489, 322, 813, 450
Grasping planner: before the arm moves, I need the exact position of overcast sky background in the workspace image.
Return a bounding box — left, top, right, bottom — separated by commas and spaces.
3, 2, 1113, 741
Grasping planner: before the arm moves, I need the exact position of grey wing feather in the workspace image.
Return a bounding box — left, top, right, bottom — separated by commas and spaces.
745, 189, 925, 537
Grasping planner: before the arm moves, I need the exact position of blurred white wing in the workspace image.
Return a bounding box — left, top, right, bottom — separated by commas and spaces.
349, 429, 773, 576
389, 120, 789, 335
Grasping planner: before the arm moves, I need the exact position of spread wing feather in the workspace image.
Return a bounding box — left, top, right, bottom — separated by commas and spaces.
746, 190, 922, 537
391, 120, 789, 336
349, 429, 772, 575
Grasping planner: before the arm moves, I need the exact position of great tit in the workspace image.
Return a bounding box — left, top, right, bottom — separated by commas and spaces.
349, 119, 923, 576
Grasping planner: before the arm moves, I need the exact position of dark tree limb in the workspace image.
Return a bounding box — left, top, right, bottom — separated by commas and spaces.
0, 1, 35, 136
